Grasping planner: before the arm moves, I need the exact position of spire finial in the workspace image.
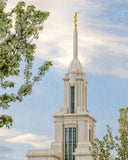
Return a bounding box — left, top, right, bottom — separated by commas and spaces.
74, 11, 81, 28
74, 12, 77, 28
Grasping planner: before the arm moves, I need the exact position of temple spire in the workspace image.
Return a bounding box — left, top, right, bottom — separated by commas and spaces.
73, 12, 79, 59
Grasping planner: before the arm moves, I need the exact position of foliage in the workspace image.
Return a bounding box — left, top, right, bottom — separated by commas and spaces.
115, 108, 128, 160
0, 0, 52, 128
90, 107, 128, 160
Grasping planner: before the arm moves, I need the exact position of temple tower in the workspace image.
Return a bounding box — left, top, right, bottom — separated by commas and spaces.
27, 13, 96, 160
51, 12, 96, 160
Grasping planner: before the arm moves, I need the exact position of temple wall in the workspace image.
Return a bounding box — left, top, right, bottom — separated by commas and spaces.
26, 149, 61, 160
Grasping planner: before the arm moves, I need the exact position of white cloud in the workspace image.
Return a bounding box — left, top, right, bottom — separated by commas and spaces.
5, 133, 52, 148
5, 0, 128, 78
35, 21, 128, 78
27, 140, 52, 148
0, 128, 52, 148
0, 128, 21, 137
0, 128, 52, 149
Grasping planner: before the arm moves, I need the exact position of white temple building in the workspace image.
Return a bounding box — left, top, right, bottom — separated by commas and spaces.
26, 13, 97, 160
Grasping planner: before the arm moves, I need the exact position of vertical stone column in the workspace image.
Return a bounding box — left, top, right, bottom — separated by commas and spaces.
78, 118, 89, 143
77, 81, 80, 106
78, 119, 85, 142
54, 119, 63, 142
85, 120, 89, 142
92, 124, 95, 141
85, 84, 87, 110
75, 81, 77, 111
64, 82, 66, 107
82, 83, 84, 107
52, 116, 64, 159
80, 81, 82, 106
67, 83, 70, 112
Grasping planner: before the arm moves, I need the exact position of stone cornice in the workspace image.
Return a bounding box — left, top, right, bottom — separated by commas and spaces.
26, 150, 61, 158
63, 78, 70, 81
53, 113, 97, 123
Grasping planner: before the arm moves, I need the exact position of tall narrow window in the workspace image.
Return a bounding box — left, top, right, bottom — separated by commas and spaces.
89, 129, 92, 142
65, 128, 68, 160
69, 128, 72, 160
73, 128, 76, 160
71, 87, 75, 113
65, 128, 77, 160
89, 129, 91, 142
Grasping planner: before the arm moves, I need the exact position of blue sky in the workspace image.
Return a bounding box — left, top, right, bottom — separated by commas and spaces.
1, 0, 128, 159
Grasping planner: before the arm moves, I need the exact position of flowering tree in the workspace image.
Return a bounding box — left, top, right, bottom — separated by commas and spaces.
90, 107, 128, 160
0, 0, 52, 128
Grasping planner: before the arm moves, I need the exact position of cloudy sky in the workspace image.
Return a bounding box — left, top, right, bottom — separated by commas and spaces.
1, 0, 128, 159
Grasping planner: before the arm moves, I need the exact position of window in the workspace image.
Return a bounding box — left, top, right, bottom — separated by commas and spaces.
73, 128, 76, 160
69, 128, 72, 160
65, 128, 68, 160
89, 128, 93, 142
71, 87, 75, 113
89, 129, 91, 142
65, 128, 77, 160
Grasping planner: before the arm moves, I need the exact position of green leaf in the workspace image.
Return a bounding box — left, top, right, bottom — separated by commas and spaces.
0, 0, 51, 128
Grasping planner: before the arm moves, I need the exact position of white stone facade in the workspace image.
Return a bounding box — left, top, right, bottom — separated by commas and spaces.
27, 22, 96, 160
27, 149, 61, 160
